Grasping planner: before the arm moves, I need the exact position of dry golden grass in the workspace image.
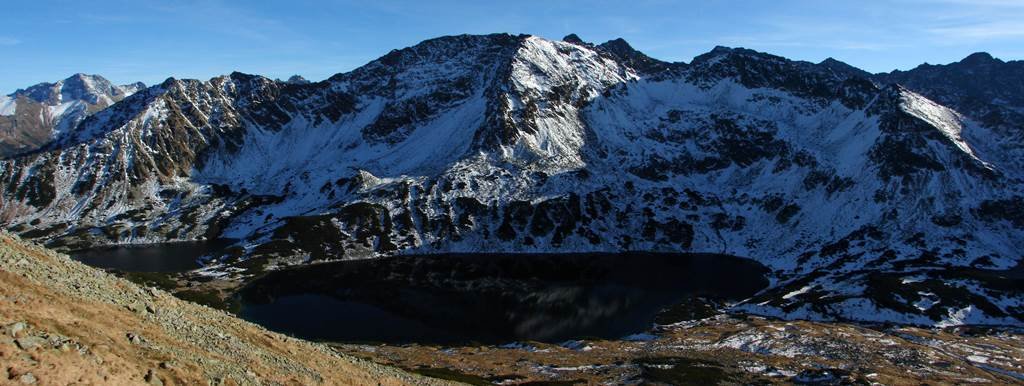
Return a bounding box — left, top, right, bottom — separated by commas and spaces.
0, 233, 454, 385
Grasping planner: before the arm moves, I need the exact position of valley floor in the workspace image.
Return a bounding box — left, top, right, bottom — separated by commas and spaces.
335, 316, 1024, 385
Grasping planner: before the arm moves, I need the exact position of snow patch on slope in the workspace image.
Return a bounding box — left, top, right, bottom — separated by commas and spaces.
898, 90, 980, 159
0, 96, 14, 116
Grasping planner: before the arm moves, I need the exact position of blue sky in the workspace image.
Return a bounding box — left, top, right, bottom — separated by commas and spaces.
2, 0, 1022, 91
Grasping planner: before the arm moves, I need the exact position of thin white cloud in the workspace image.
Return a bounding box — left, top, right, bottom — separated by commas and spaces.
142, 0, 299, 44
928, 21, 1024, 40
698, 16, 912, 53
926, 0, 1024, 7
0, 37, 20, 46
80, 13, 139, 24
919, 0, 1024, 44
708, 34, 907, 52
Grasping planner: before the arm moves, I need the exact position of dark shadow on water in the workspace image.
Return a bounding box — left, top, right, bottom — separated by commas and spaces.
237, 252, 769, 345
70, 240, 235, 273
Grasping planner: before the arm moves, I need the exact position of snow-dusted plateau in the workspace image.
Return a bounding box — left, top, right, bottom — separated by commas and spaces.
1, 33, 1022, 327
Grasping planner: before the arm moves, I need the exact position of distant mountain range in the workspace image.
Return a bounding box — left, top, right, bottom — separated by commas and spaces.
0, 74, 144, 157
2, 33, 1022, 326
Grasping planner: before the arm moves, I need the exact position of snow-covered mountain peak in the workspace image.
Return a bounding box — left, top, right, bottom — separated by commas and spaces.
59, 73, 111, 104
19, 74, 141, 107
509, 36, 634, 95
0, 74, 146, 157
465, 35, 640, 169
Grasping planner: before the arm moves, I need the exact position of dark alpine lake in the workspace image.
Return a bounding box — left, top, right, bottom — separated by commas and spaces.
236, 253, 769, 345
70, 245, 770, 344
70, 240, 233, 272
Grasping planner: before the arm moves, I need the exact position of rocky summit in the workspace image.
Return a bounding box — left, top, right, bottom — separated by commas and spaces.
1, 33, 1022, 327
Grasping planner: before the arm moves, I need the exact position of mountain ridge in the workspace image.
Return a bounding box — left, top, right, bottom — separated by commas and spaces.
1, 33, 1022, 327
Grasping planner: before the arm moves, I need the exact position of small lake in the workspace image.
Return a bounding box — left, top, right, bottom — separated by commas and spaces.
237, 253, 769, 345
70, 240, 232, 272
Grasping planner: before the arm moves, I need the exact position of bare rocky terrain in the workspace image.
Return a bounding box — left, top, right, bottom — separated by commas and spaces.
0, 232, 452, 385
337, 313, 1024, 385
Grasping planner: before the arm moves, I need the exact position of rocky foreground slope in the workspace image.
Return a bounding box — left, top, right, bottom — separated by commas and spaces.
0, 33, 1022, 326
0, 232, 448, 385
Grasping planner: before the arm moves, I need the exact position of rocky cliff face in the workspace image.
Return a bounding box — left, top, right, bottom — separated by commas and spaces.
876, 53, 1024, 177
1, 33, 1021, 326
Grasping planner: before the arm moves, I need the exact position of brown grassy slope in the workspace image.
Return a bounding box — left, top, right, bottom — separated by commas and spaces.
0, 233, 455, 385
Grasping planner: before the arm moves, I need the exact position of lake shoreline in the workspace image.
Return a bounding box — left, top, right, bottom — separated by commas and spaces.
63, 245, 1024, 384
